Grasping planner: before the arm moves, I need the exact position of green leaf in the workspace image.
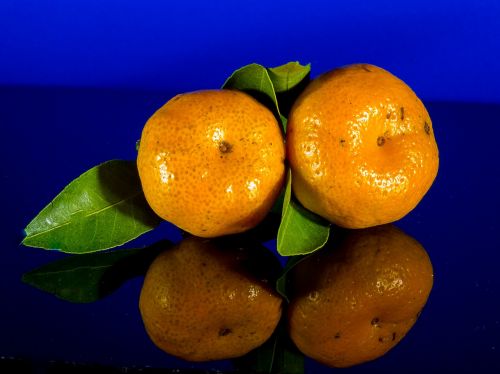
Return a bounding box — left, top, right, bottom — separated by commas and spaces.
222, 62, 309, 132
222, 63, 280, 116
277, 170, 330, 256
22, 241, 169, 303
267, 62, 311, 93
22, 160, 161, 254
279, 114, 288, 133
234, 320, 304, 374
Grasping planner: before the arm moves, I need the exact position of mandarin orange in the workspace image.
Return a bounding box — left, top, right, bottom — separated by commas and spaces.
139, 236, 283, 361
286, 64, 439, 228
137, 89, 285, 237
287, 225, 434, 368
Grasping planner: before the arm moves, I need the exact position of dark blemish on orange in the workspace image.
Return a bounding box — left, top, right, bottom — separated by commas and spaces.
334, 332, 341, 339
362, 65, 372, 72
219, 328, 232, 336
424, 121, 431, 135
371, 317, 380, 327
340, 138, 346, 146
416, 310, 422, 319
392, 332, 397, 341
378, 337, 384, 343
386, 112, 392, 119
219, 141, 233, 153
377, 136, 386, 146
400, 107, 405, 120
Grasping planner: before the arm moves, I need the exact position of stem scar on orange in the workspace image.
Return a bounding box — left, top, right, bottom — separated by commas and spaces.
286, 64, 439, 228
137, 89, 286, 237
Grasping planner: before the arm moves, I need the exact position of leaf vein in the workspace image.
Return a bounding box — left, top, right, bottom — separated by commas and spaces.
27, 264, 113, 277
26, 191, 142, 240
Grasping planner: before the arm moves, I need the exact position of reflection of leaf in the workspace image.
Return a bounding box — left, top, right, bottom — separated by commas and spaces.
22, 160, 161, 254
276, 255, 309, 303
277, 170, 330, 256
22, 241, 170, 303
267, 62, 311, 93
234, 320, 304, 374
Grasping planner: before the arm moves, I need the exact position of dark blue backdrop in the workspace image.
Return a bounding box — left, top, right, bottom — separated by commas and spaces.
2, 0, 500, 102
1, 1, 500, 373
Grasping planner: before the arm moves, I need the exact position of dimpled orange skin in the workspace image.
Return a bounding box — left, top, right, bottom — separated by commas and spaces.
287, 225, 434, 368
286, 64, 439, 228
137, 89, 285, 237
139, 237, 283, 362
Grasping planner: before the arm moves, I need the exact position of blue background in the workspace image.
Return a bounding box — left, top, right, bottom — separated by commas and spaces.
1, 0, 500, 372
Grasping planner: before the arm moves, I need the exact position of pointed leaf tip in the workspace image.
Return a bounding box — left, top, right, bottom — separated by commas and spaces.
22, 160, 161, 254
277, 170, 330, 257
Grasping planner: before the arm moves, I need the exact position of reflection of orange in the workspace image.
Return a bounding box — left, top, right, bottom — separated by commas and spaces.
139, 236, 283, 361
288, 225, 434, 368
137, 89, 285, 237
286, 64, 439, 228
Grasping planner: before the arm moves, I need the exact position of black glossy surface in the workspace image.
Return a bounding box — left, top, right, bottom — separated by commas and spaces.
1, 86, 499, 372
